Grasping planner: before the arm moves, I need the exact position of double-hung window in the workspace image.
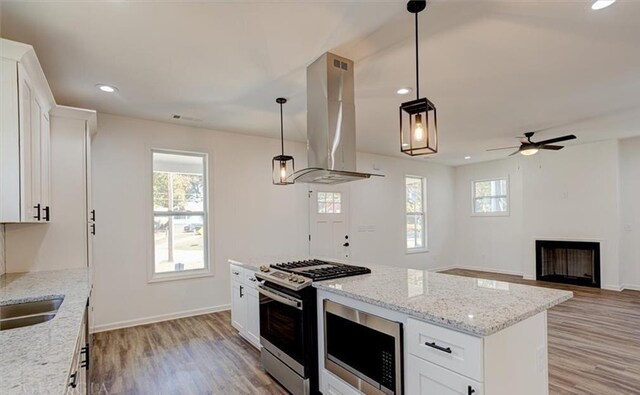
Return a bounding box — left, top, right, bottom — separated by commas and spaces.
472, 178, 509, 215
152, 150, 209, 278
405, 176, 427, 251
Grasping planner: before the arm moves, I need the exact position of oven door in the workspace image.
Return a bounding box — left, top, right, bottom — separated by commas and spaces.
258, 284, 306, 376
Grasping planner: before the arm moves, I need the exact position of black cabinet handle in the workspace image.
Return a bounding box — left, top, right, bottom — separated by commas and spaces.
90, 223, 96, 235
69, 372, 78, 388
43, 206, 50, 221
33, 203, 41, 220
343, 242, 350, 247
468, 385, 476, 395
81, 344, 90, 369
90, 209, 95, 222
240, 285, 244, 298
425, 341, 452, 354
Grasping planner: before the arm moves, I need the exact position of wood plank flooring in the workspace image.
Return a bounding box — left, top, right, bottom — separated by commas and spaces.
92, 271, 640, 395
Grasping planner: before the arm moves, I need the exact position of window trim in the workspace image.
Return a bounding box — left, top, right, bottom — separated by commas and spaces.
405, 175, 428, 253
148, 148, 212, 283
471, 176, 510, 217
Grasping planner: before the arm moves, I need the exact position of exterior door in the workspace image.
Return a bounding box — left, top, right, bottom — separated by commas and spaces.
309, 185, 350, 260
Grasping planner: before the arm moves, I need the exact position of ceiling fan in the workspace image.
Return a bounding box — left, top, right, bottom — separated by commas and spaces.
487, 131, 577, 157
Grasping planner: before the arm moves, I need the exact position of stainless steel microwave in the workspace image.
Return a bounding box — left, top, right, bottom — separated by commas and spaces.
324, 300, 403, 395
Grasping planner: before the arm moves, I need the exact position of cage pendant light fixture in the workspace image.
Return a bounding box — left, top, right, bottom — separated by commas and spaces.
272, 98, 295, 185
400, 0, 438, 156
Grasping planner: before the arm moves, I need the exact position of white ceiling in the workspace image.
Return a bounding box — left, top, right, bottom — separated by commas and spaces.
2, 1, 639, 166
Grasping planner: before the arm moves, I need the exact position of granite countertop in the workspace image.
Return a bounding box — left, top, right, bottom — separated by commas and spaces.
313, 264, 573, 337
0, 269, 91, 395
228, 256, 315, 271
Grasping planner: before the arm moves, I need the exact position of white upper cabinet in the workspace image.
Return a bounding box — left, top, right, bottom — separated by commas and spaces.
0, 39, 55, 223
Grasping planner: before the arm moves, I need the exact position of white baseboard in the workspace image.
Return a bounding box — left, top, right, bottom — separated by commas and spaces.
523, 275, 536, 280
602, 284, 623, 291
91, 304, 231, 333
620, 284, 640, 292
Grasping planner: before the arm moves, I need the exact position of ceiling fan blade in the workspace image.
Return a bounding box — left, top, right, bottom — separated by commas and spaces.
508, 150, 521, 157
486, 146, 520, 152
539, 145, 564, 151
535, 134, 576, 146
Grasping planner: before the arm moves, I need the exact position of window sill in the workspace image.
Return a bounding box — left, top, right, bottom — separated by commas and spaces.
406, 248, 429, 255
471, 212, 510, 217
148, 269, 213, 284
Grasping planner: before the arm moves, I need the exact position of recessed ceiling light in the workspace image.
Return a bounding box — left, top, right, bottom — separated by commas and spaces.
96, 84, 118, 93
402, 143, 410, 147
592, 0, 616, 10
396, 87, 412, 95
464, 156, 471, 160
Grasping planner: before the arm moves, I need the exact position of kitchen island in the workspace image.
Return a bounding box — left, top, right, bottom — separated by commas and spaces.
314, 264, 572, 395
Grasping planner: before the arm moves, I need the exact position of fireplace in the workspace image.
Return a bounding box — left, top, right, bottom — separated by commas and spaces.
536, 240, 601, 288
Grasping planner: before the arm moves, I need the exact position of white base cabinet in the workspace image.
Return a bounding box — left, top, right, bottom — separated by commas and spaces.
229, 264, 260, 349
407, 355, 483, 395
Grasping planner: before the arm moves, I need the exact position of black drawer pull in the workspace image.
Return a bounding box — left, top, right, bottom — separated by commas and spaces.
425, 341, 452, 354
81, 344, 90, 369
468, 385, 476, 395
33, 204, 41, 220
90, 209, 96, 222
69, 372, 78, 388
91, 223, 96, 235
43, 206, 50, 221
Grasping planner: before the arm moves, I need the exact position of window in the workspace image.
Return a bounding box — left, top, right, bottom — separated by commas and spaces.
405, 176, 426, 251
317, 192, 342, 214
152, 150, 209, 278
472, 178, 509, 215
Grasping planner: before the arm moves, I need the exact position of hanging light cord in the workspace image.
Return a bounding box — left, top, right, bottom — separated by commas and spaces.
279, 101, 285, 156
415, 11, 420, 100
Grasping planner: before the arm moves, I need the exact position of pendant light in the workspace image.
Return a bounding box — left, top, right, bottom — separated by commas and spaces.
272, 97, 295, 185
400, 0, 438, 156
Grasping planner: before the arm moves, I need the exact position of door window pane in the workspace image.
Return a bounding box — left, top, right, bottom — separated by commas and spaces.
317, 192, 342, 214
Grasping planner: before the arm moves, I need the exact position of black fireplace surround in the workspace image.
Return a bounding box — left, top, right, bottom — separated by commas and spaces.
536, 240, 601, 288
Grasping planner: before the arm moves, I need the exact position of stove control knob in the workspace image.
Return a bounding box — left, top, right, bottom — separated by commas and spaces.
259, 265, 269, 272
297, 277, 305, 284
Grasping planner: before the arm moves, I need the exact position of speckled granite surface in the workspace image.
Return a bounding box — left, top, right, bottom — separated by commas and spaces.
0, 269, 90, 395
228, 256, 315, 271
314, 264, 573, 336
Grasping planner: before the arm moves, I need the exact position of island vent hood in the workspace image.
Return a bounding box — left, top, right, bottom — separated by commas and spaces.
293, 52, 382, 184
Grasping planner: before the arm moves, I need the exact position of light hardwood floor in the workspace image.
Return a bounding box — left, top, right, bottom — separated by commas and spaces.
92, 271, 640, 395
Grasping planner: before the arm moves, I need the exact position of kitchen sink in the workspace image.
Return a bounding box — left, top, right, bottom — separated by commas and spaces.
0, 297, 64, 331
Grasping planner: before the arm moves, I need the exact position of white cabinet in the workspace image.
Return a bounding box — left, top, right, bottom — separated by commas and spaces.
229, 264, 260, 349
407, 355, 483, 395
1, 39, 54, 223
66, 303, 90, 395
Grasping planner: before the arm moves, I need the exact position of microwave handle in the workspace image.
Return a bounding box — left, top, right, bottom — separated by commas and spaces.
258, 285, 302, 310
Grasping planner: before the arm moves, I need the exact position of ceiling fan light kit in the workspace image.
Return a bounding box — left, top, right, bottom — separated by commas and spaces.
489, 131, 577, 157
400, 0, 438, 156
272, 97, 295, 185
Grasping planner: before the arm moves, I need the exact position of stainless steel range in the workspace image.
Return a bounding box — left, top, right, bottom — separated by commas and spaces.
254, 259, 371, 395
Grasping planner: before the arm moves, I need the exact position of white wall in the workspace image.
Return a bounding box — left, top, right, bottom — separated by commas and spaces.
619, 136, 640, 290
351, 153, 456, 270
91, 114, 311, 331
0, 225, 5, 275
454, 140, 624, 289
455, 159, 524, 275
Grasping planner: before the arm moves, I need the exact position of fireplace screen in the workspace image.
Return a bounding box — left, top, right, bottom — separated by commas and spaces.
536, 240, 600, 288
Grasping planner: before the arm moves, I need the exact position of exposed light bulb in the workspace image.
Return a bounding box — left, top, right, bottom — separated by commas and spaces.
414, 113, 424, 142
592, 0, 616, 10
520, 148, 539, 156
280, 162, 287, 181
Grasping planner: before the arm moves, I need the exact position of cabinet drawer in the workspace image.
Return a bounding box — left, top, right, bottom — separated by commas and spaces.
322, 369, 363, 395
406, 318, 483, 381
230, 265, 244, 280
407, 354, 483, 395
243, 269, 259, 289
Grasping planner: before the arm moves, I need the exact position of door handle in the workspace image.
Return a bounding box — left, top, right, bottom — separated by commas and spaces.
425, 341, 452, 354
239, 285, 244, 298
90, 223, 96, 235
343, 242, 350, 247
90, 209, 95, 222
81, 344, 90, 369
468, 385, 476, 395
33, 204, 41, 220
69, 372, 78, 388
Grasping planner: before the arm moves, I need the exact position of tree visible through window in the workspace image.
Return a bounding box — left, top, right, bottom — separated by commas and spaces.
406, 176, 426, 250
152, 151, 208, 275
473, 178, 508, 215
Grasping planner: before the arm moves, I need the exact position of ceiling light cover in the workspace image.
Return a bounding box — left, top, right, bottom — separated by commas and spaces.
272, 98, 295, 185
397, 87, 412, 95
520, 147, 539, 156
96, 84, 118, 93
592, 0, 616, 10
464, 156, 471, 160
400, 0, 438, 156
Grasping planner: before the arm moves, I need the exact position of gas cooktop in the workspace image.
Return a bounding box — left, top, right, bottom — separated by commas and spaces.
271, 259, 371, 281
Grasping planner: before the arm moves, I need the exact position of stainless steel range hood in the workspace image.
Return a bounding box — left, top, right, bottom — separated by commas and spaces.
294, 52, 382, 185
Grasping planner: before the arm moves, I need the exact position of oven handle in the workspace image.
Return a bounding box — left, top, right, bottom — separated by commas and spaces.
258, 285, 303, 310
